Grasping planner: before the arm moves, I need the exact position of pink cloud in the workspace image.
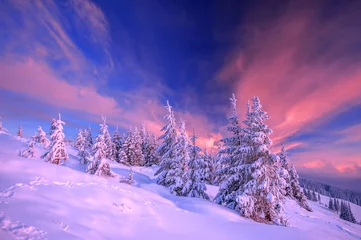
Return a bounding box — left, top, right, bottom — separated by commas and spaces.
0, 58, 121, 117
218, 1, 361, 147
336, 124, 361, 144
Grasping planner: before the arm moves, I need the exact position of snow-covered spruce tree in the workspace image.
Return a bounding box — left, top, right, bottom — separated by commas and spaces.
214, 94, 244, 204
203, 149, 215, 184
216, 96, 286, 225
155, 101, 179, 188
329, 198, 335, 211
118, 130, 132, 165
87, 118, 115, 176
334, 198, 339, 213
41, 114, 68, 165
167, 119, 189, 196
140, 123, 148, 157
20, 141, 36, 158
112, 127, 123, 163
100, 117, 114, 160
278, 146, 292, 197
132, 127, 145, 166
77, 129, 91, 164
120, 168, 135, 185
85, 126, 93, 149
86, 158, 115, 177
35, 126, 50, 148
288, 162, 312, 211
92, 121, 108, 160
144, 133, 160, 166
17, 125, 23, 138
74, 129, 84, 149
49, 118, 57, 136
182, 129, 209, 199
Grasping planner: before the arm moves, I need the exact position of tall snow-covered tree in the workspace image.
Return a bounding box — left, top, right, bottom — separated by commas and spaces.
214, 94, 243, 187
74, 129, 84, 149
182, 129, 209, 199
278, 146, 292, 197
329, 198, 335, 211
85, 126, 93, 149
288, 162, 312, 211
92, 120, 108, 160
155, 101, 179, 188
203, 149, 216, 184
99, 117, 113, 160
167, 119, 189, 195
144, 133, 160, 166
42, 114, 68, 165
20, 141, 36, 158
131, 127, 145, 166
216, 96, 286, 225
77, 129, 91, 164
17, 125, 23, 138
334, 198, 339, 213
112, 127, 123, 163
35, 126, 50, 148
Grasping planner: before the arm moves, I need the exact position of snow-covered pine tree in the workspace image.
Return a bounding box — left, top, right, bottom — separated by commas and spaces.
86, 158, 115, 177
279, 147, 311, 210
41, 114, 68, 165
93, 122, 108, 161
74, 129, 84, 149
329, 198, 335, 211
214, 94, 244, 206
167, 119, 189, 196
155, 101, 179, 188
85, 126, 93, 149
87, 118, 115, 176
182, 129, 209, 199
312, 191, 317, 202
120, 168, 135, 185
333, 198, 339, 212
99, 117, 113, 160
348, 203, 356, 223
20, 140, 36, 158
118, 130, 132, 165
112, 126, 123, 163
35, 126, 50, 148
131, 127, 145, 166
217, 96, 286, 225
17, 125, 23, 138
49, 118, 57, 136
77, 129, 91, 164
278, 146, 292, 197
144, 133, 160, 166
140, 123, 149, 159
318, 193, 321, 203
203, 149, 215, 184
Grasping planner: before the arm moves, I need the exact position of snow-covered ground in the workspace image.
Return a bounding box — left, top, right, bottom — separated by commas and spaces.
0, 133, 360, 240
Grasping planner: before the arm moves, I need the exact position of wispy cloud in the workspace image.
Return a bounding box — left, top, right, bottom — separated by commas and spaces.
218, 1, 361, 146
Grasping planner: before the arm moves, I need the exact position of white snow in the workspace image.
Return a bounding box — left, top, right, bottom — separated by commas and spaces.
0, 133, 360, 239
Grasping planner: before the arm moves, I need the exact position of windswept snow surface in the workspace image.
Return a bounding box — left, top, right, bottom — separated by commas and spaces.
0, 134, 360, 239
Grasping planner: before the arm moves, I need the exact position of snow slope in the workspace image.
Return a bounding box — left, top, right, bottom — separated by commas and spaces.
0, 133, 360, 240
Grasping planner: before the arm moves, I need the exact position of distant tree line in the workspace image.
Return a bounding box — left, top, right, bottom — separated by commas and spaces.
300, 178, 361, 206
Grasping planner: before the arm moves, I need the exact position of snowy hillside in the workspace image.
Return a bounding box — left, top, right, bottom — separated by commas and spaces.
0, 133, 360, 240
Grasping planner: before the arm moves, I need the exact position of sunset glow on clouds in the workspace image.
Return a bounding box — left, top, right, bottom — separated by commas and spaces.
1, 0, 361, 190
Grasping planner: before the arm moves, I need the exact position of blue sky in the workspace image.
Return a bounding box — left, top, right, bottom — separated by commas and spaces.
1, 0, 361, 191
